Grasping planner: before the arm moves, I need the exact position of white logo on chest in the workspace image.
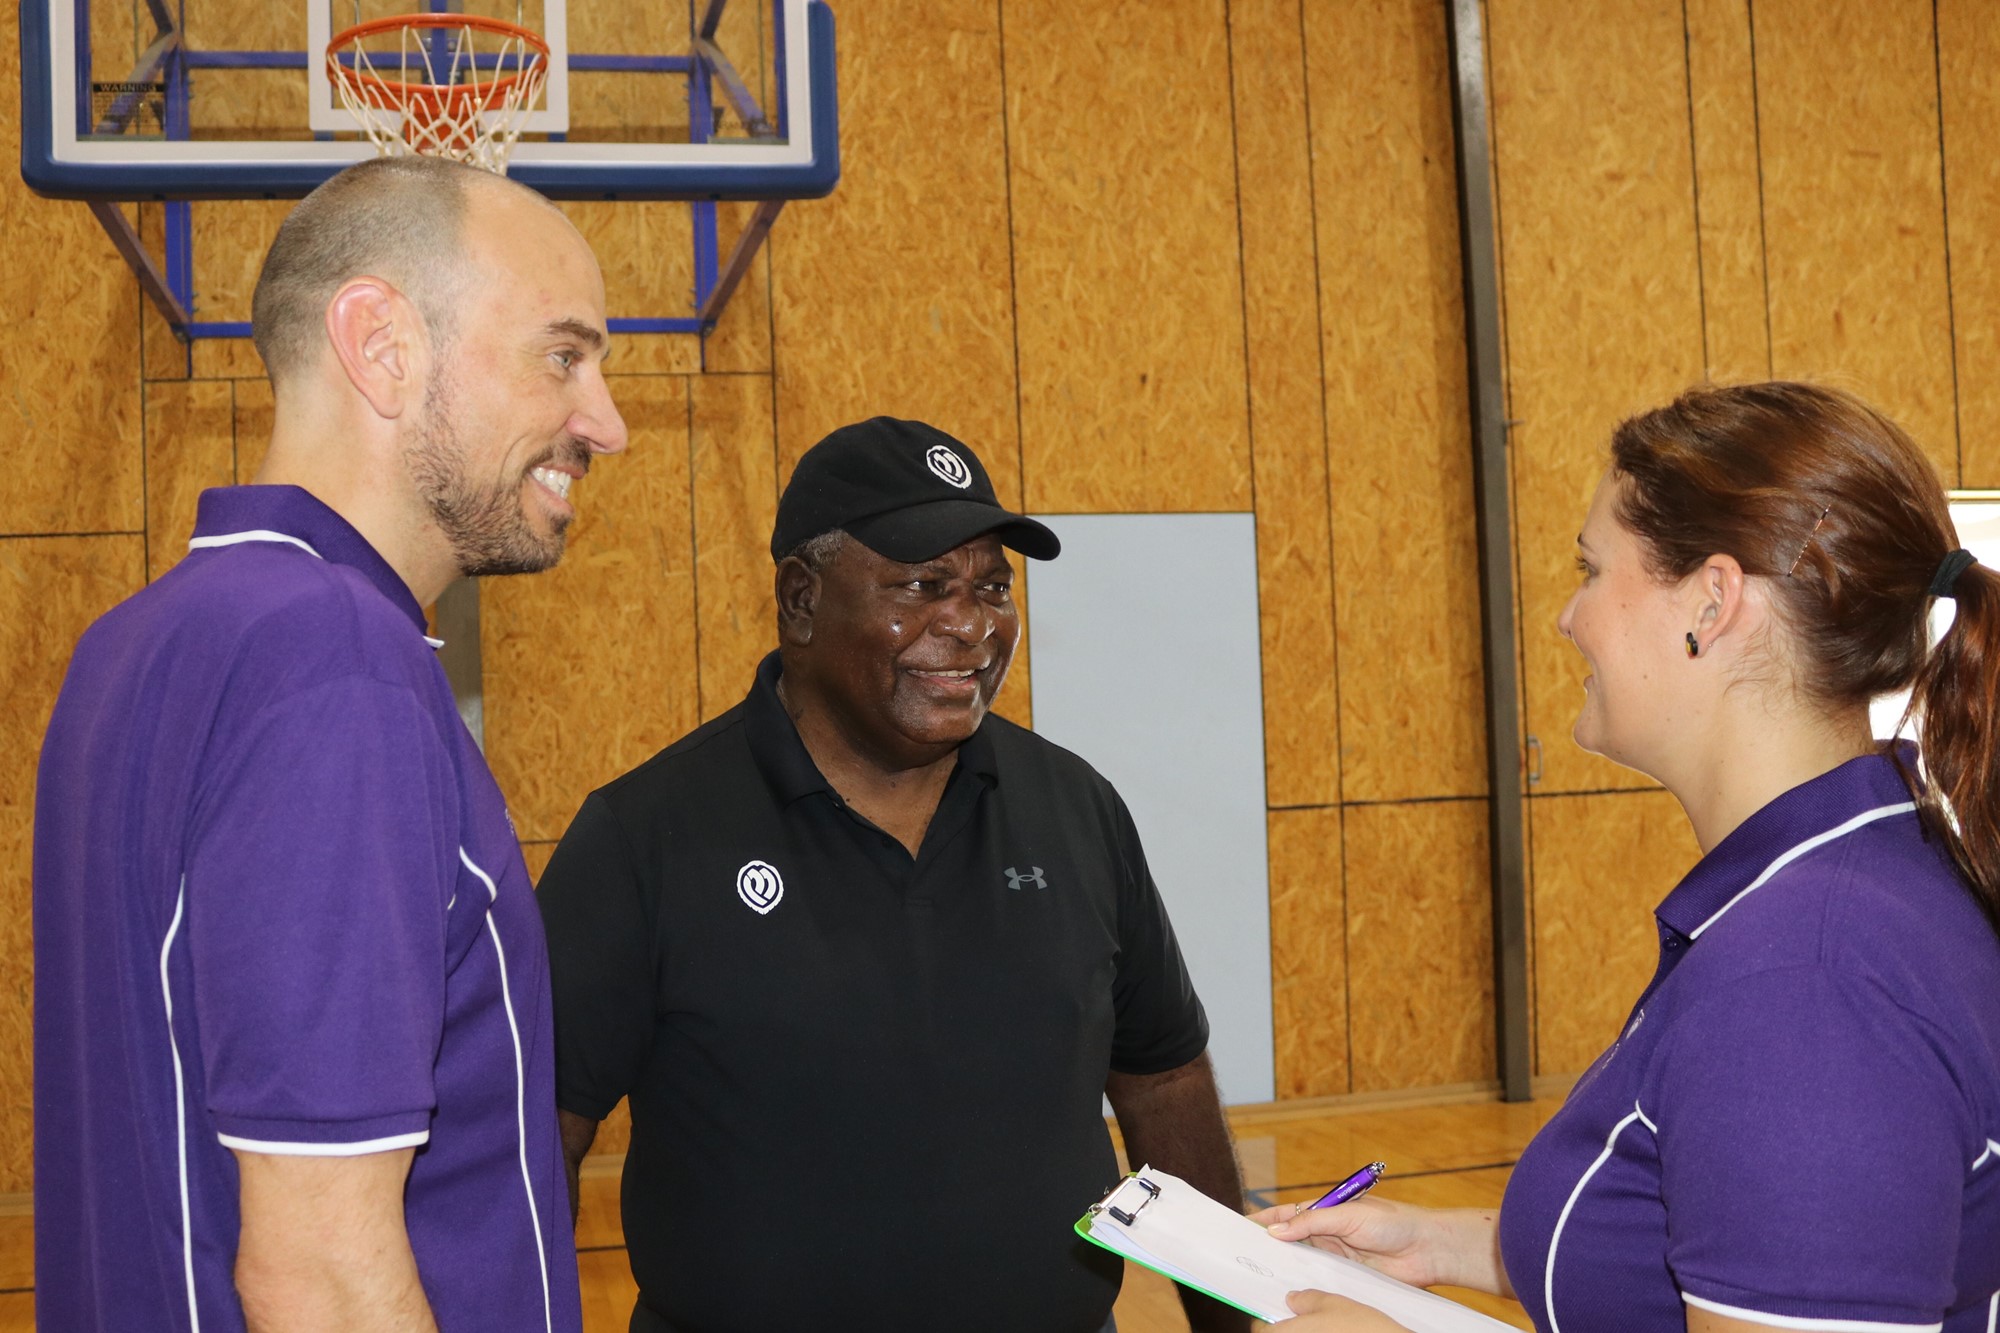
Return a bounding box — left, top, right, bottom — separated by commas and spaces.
926, 444, 973, 489
736, 860, 785, 915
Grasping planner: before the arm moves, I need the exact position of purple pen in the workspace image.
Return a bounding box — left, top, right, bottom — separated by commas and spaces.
1306, 1161, 1387, 1210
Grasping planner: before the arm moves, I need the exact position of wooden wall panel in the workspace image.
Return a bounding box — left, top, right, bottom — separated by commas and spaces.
143, 382, 235, 580
1344, 800, 1494, 1091
232, 379, 274, 482
691, 373, 779, 720
1491, 0, 1706, 796
182, 1, 299, 138
0, 103, 143, 533
1269, 808, 1348, 1099
482, 377, 698, 840
1306, 0, 1484, 804
135, 200, 267, 383
1684, 0, 1772, 382
1940, 0, 2000, 485
184, 70, 304, 141
567, 2, 690, 144
560, 203, 703, 377
1753, 0, 1958, 480
1005, 0, 1250, 514
87, 0, 140, 79
1232, 0, 1340, 810
0, 535, 147, 1192
701, 203, 775, 375
1530, 790, 1698, 1075
769, 0, 1020, 504
189, 203, 287, 380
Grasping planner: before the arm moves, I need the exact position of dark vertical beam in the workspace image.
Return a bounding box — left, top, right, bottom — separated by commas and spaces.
1444, 0, 1531, 1102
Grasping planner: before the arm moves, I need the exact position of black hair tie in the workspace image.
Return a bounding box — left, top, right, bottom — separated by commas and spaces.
1928, 548, 1977, 600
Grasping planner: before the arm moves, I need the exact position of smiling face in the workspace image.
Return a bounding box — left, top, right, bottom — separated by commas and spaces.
789, 532, 1019, 767
405, 187, 627, 576
1557, 471, 1705, 775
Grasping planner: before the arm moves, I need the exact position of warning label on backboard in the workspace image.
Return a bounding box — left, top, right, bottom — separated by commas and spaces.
89, 82, 167, 138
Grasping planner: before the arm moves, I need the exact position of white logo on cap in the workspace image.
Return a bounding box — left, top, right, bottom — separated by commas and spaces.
736, 860, 785, 914
926, 444, 973, 489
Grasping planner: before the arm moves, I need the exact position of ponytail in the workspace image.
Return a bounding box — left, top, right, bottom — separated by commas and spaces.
1905, 560, 2000, 930
1610, 381, 2000, 937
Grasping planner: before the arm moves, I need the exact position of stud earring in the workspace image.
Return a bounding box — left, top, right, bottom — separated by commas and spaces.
1685, 632, 1699, 659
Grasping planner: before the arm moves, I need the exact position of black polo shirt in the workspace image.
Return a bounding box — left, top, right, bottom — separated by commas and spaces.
538, 652, 1210, 1333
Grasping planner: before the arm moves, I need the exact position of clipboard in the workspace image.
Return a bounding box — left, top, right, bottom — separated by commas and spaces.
1075, 1167, 1516, 1330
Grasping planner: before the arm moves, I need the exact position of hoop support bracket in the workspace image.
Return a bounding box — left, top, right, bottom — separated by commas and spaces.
697, 198, 784, 332
87, 201, 191, 338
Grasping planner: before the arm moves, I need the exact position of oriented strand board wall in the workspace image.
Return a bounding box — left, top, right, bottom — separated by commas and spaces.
7, 0, 1999, 1196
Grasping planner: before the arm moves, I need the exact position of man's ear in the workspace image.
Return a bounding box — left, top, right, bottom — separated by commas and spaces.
324, 277, 428, 420
775, 557, 819, 647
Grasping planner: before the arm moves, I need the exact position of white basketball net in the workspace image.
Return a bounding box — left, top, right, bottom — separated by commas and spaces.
327, 18, 549, 175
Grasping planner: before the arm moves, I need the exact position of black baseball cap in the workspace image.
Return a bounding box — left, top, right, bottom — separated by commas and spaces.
771, 417, 1061, 563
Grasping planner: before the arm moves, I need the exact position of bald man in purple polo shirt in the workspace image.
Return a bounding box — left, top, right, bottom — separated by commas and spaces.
33, 157, 627, 1332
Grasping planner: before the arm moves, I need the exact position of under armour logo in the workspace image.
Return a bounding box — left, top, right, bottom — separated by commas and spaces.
926, 444, 973, 489
1005, 866, 1047, 891
736, 860, 785, 914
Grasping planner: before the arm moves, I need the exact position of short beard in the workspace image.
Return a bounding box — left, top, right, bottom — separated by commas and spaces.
405, 360, 578, 577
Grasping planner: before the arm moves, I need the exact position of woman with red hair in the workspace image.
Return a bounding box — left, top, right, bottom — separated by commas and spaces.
1265, 383, 2000, 1333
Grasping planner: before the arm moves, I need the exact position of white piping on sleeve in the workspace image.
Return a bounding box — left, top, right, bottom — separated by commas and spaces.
1986, 1291, 1996, 1333
1681, 1294, 1941, 1332
1973, 1138, 1999, 1171
1690, 803, 1917, 939
217, 1130, 429, 1157
186, 530, 323, 559
459, 848, 553, 1333
159, 877, 202, 1333
1545, 1101, 1655, 1333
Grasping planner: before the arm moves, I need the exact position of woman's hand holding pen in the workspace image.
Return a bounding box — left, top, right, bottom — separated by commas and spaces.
1248, 1197, 1513, 1299
1247, 1195, 1448, 1286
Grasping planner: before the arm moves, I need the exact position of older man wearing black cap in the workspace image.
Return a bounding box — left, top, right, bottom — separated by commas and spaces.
537, 418, 1247, 1333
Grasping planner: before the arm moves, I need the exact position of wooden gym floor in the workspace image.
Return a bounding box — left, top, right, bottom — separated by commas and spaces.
0, 1092, 1562, 1330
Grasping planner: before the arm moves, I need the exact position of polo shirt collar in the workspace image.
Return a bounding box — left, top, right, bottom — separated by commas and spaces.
743, 651, 1001, 807
190, 485, 430, 639
1654, 748, 1919, 941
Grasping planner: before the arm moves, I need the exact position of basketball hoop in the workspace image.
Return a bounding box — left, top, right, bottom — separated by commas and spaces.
326, 14, 550, 174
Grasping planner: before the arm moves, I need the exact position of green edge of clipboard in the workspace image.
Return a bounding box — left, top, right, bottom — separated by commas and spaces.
1071, 1210, 1272, 1324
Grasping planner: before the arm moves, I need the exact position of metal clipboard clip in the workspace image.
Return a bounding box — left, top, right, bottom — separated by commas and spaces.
1088, 1171, 1163, 1228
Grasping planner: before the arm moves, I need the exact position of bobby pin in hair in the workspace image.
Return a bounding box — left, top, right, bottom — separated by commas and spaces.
1787, 504, 1832, 578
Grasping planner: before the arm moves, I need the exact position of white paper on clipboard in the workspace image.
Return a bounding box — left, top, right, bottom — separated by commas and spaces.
1076, 1168, 1514, 1330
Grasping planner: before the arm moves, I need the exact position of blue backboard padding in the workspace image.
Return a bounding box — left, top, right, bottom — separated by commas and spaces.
19, 0, 839, 202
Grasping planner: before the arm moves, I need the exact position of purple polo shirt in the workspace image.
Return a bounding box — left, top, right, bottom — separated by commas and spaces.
33, 486, 580, 1333
1500, 752, 2000, 1331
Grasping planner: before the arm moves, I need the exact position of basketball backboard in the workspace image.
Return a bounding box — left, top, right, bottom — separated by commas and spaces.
21, 0, 838, 201
21, 0, 838, 339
